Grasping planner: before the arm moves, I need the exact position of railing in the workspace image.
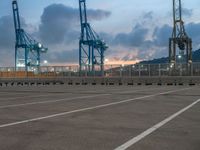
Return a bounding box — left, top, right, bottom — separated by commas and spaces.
0, 63, 200, 78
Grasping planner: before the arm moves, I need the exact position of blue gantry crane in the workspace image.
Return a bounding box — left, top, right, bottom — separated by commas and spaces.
79, 0, 108, 73
12, 0, 47, 72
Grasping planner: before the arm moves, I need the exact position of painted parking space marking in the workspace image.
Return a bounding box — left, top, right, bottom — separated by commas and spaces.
0, 88, 190, 128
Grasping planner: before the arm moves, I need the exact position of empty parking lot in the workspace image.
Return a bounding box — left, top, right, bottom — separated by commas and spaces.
0, 85, 199, 150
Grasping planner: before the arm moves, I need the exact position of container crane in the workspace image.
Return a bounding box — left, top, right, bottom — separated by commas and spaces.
79, 0, 108, 74
169, 0, 192, 69
12, 0, 48, 72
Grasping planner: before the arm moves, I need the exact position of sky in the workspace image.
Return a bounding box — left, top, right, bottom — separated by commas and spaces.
0, 0, 200, 66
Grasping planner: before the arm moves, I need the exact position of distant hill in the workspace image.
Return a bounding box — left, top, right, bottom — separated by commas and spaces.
192, 49, 200, 62
140, 49, 200, 64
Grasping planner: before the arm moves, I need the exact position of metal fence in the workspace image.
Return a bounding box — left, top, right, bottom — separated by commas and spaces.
1, 63, 200, 78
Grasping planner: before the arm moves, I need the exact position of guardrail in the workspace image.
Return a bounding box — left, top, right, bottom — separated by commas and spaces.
0, 63, 200, 78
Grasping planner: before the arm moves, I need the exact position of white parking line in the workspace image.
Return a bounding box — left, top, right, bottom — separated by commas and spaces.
0, 86, 166, 108
86, 86, 166, 94
0, 93, 73, 101
117, 87, 159, 94
0, 92, 30, 96
0, 87, 190, 128
0, 87, 183, 109
0, 94, 110, 109
0, 87, 152, 100
114, 98, 200, 150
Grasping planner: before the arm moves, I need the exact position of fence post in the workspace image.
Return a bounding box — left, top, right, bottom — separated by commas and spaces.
120, 65, 122, 77
54, 66, 56, 77
85, 66, 87, 77
110, 65, 113, 76
180, 64, 182, 76
62, 66, 64, 77
191, 63, 193, 76
139, 64, 141, 77
159, 64, 161, 77
148, 64, 151, 77
47, 66, 50, 77
102, 65, 104, 77
69, 66, 71, 77
129, 65, 132, 77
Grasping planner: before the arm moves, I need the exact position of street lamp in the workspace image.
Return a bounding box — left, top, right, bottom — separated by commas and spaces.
43, 60, 48, 66
105, 58, 109, 63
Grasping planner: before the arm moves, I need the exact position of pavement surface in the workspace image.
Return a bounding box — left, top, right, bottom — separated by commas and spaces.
0, 85, 199, 150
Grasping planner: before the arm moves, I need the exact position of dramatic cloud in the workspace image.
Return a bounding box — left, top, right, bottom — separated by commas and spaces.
153, 24, 172, 47
0, 3, 111, 66
143, 11, 154, 20
0, 16, 15, 66
103, 10, 199, 62
182, 8, 193, 17
0, 14, 33, 50
105, 12, 155, 61
0, 16, 15, 50
39, 4, 111, 45
113, 25, 149, 47
37, 3, 111, 64
46, 49, 78, 64
0, 3, 199, 66
87, 9, 111, 20
186, 22, 200, 49
0, 15, 41, 66
167, 7, 193, 19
